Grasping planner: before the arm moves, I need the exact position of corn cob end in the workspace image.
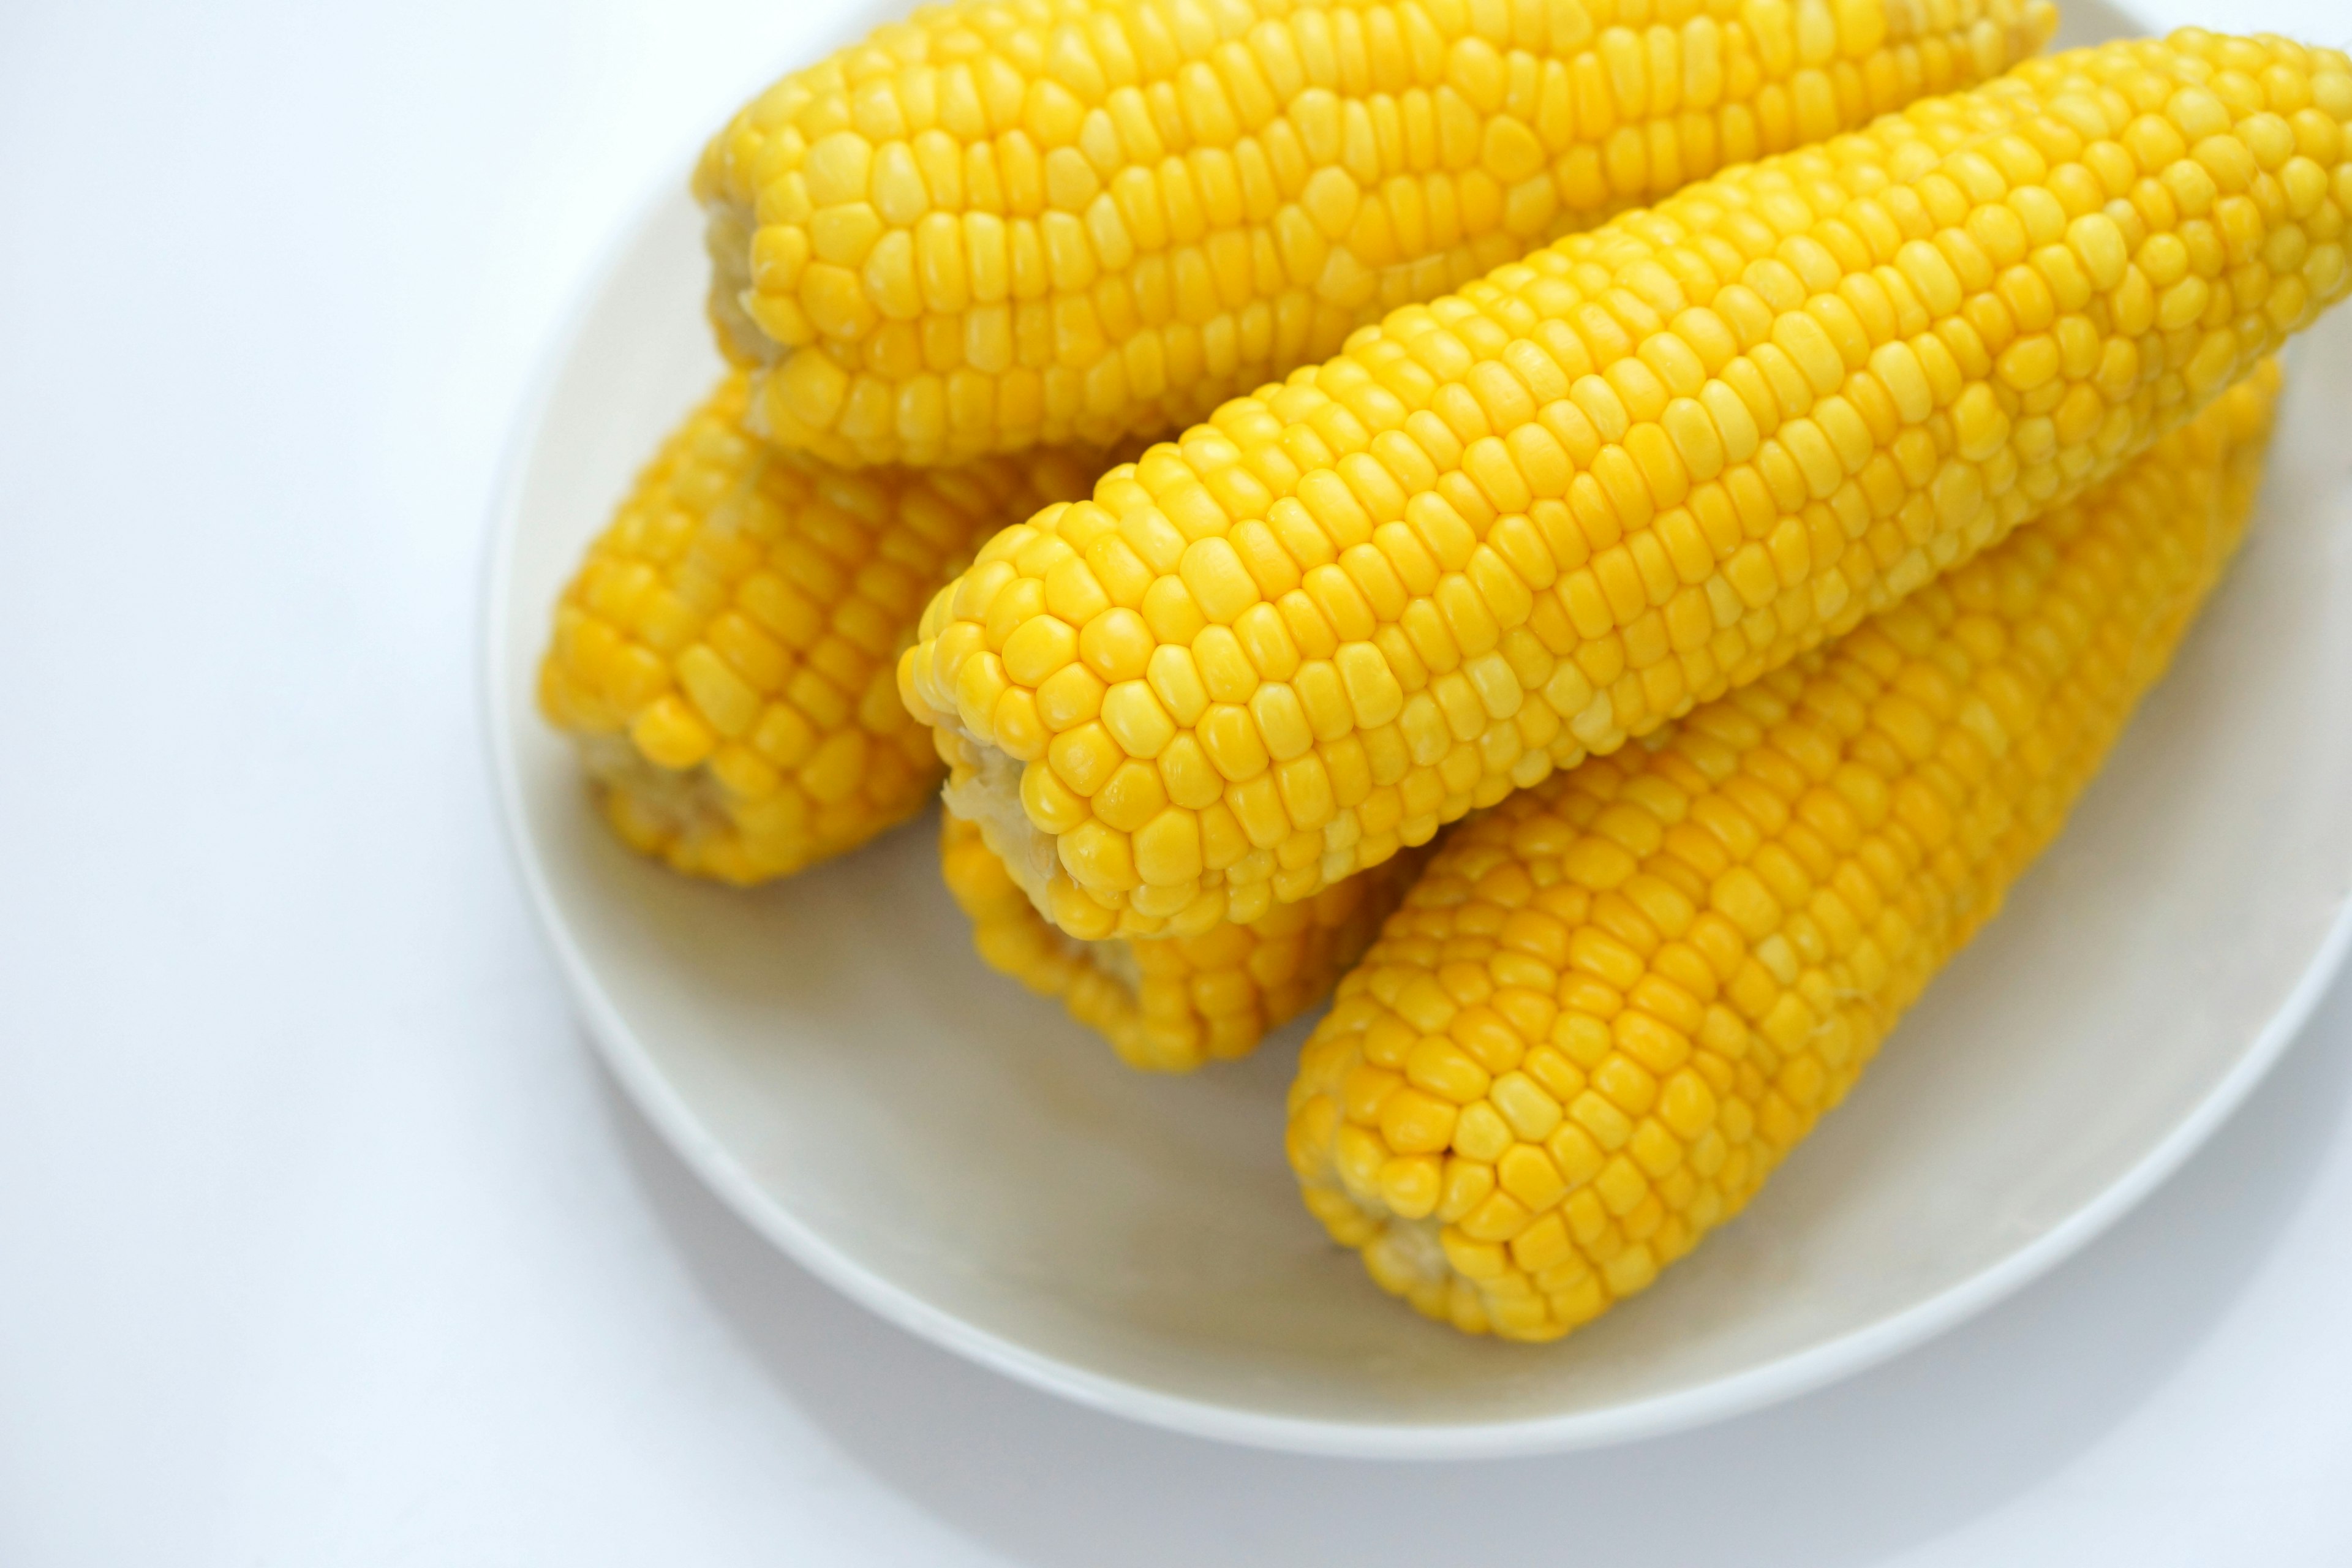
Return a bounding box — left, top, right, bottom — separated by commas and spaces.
540, 373, 1120, 884
941, 807, 1427, 1069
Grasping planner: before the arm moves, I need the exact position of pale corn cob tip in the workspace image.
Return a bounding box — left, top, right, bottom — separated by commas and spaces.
941, 808, 1428, 1066
537, 372, 1117, 884
1285, 368, 2280, 1341
700, 0, 2057, 468
901, 30, 2351, 941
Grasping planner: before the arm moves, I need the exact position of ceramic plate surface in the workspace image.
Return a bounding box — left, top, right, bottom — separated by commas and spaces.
486, 0, 2352, 1457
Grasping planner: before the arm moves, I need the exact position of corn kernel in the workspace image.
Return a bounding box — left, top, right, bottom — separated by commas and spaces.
943, 810, 1432, 1071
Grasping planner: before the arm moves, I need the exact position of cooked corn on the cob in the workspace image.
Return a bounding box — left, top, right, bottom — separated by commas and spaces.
1286, 365, 2278, 1340
701, 0, 2056, 467
902, 29, 2352, 941
539, 373, 1115, 883
942, 809, 1425, 1066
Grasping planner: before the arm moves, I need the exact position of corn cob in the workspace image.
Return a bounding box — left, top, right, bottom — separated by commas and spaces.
901, 30, 2352, 942
538, 372, 1115, 884
942, 809, 1425, 1066
700, 0, 2056, 469
1285, 366, 2279, 1340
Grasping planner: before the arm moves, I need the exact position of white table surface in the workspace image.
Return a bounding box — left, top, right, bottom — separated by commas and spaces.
4, 0, 2348, 1560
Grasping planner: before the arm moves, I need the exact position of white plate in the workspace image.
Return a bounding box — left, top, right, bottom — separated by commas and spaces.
484, 2, 2352, 1458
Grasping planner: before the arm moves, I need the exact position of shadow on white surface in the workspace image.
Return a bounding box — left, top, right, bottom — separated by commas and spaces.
600, 971, 2352, 1566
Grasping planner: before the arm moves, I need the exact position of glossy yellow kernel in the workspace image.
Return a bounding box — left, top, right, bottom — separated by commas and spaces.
1491, 1072, 1565, 1141
1001, 614, 1080, 685
1498, 1144, 1569, 1210
1134, 808, 1205, 887
1022, 758, 1091, 834
1382, 1087, 1463, 1155
1996, 333, 2062, 390
1061, 819, 1139, 891
1049, 721, 1124, 795
1102, 680, 1178, 758
631, 694, 715, 770
1407, 1037, 1494, 1104
1158, 734, 1224, 809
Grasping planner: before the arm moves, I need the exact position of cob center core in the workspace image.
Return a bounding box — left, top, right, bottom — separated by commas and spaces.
941, 739, 1065, 910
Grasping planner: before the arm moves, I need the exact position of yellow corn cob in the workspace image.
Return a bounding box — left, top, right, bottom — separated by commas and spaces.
1285, 365, 2278, 1340
901, 30, 2352, 941
699, 0, 2056, 468
538, 372, 1115, 883
941, 809, 1425, 1067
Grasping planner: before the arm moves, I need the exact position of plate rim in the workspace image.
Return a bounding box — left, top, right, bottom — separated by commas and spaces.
478, 119, 2352, 1466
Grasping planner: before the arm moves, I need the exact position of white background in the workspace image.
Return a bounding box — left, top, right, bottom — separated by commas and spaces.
3, 0, 2348, 1561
